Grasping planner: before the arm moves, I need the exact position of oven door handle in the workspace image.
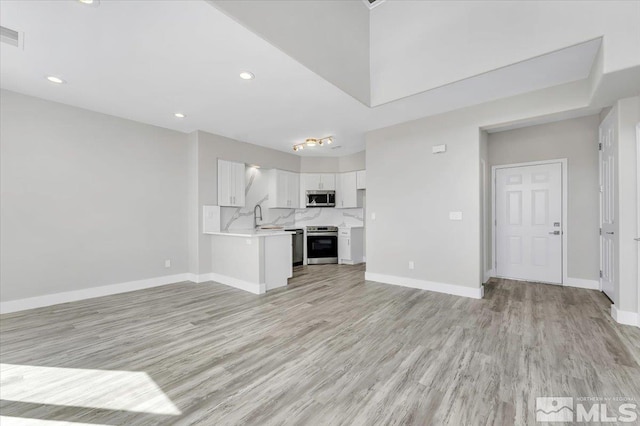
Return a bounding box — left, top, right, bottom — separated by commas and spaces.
307, 233, 338, 237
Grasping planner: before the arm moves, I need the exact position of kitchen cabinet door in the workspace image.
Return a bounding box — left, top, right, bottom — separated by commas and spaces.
337, 171, 359, 208
232, 161, 246, 207
320, 173, 336, 190
288, 172, 300, 208
218, 159, 245, 207
271, 169, 300, 208
338, 236, 351, 262
338, 228, 364, 264
303, 174, 322, 191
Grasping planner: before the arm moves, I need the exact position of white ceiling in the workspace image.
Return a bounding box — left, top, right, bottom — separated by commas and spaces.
0, 0, 603, 156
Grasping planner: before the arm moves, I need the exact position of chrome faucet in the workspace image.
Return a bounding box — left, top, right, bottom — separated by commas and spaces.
254, 204, 263, 229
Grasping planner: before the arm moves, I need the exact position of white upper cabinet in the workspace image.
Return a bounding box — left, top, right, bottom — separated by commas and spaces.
269, 169, 300, 208
336, 171, 363, 208
218, 159, 245, 207
356, 170, 366, 190
301, 173, 335, 191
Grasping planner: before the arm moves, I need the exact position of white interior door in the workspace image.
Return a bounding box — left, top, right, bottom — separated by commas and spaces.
495, 163, 563, 284
600, 111, 617, 301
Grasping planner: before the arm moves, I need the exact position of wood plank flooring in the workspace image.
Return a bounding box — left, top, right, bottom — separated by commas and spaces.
1, 265, 639, 425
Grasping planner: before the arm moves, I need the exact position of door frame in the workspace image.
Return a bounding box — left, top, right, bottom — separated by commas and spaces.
636, 123, 640, 326
491, 158, 568, 285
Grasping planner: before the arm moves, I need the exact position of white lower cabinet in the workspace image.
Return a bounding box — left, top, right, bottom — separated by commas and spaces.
338, 227, 364, 265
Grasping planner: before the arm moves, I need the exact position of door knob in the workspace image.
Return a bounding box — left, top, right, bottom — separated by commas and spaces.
606, 232, 615, 235
549, 231, 560, 235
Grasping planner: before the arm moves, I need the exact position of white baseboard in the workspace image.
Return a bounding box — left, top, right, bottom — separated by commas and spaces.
186, 272, 214, 283
0, 273, 192, 315
565, 277, 600, 290
365, 272, 484, 300
611, 305, 639, 327
209, 273, 264, 295
483, 269, 494, 284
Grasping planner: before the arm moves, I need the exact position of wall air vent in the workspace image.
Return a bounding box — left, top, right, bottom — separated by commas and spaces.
362, 0, 386, 10
1, 25, 22, 48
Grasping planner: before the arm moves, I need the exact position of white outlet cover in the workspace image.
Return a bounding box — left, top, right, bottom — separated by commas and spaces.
371, 212, 376, 220
164, 259, 171, 268
432, 144, 447, 154
409, 261, 415, 270
449, 211, 463, 221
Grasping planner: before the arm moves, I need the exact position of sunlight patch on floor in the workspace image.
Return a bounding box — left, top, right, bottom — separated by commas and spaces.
0, 363, 181, 415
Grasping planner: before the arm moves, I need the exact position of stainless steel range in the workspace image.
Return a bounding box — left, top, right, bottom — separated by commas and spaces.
306, 226, 338, 264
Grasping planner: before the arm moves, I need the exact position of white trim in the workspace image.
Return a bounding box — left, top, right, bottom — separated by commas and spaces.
492, 159, 569, 285
564, 277, 600, 290
636, 122, 640, 328
186, 272, 214, 283
611, 305, 639, 327
0, 273, 192, 314
209, 272, 265, 294
365, 272, 484, 299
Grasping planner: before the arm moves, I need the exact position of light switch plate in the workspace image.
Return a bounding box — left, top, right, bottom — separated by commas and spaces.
449, 211, 463, 221
371, 212, 376, 220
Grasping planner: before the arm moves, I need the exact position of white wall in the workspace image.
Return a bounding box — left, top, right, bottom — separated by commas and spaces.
300, 157, 340, 173
299, 151, 366, 173
209, 0, 370, 105
371, 0, 640, 105
338, 150, 366, 172
0, 90, 189, 302
365, 79, 597, 292
615, 96, 639, 314
488, 115, 601, 282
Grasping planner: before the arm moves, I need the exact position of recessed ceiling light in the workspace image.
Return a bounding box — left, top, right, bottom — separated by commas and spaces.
239, 72, 255, 80
174, 113, 186, 118
78, 0, 99, 5
46, 76, 65, 84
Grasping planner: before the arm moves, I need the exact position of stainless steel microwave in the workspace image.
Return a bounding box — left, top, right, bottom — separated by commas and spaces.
306, 190, 335, 207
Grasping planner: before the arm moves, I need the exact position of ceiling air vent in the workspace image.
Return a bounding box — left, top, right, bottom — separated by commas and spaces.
362, 0, 386, 10
1, 25, 22, 48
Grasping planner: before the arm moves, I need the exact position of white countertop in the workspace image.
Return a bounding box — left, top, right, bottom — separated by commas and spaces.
204, 229, 295, 237
339, 226, 364, 229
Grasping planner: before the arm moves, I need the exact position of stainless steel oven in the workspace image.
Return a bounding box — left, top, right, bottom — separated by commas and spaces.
306, 190, 335, 208
306, 226, 338, 264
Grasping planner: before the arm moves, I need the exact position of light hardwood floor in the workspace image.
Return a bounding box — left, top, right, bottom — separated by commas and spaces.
1, 265, 639, 425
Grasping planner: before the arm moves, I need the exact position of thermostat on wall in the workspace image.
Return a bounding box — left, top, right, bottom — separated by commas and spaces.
432, 144, 447, 154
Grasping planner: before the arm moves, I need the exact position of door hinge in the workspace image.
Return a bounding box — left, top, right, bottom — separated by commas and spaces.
598, 142, 602, 151
599, 270, 603, 278
599, 228, 602, 235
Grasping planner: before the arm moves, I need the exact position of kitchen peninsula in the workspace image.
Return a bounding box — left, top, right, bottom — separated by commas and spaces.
204, 229, 294, 294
